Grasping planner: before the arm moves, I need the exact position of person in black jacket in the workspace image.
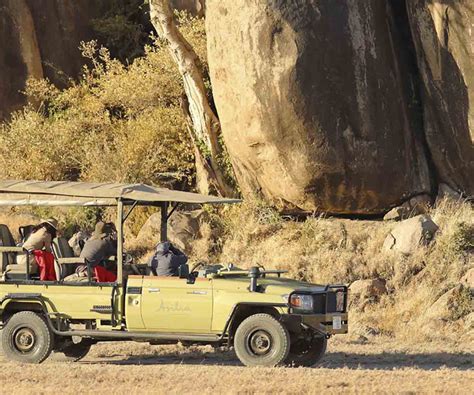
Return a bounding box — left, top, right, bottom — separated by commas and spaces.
148, 241, 188, 276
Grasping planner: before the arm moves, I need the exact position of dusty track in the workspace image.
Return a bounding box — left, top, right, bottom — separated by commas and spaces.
0, 337, 472, 394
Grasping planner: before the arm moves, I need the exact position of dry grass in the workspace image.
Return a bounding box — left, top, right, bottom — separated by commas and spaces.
0, 338, 472, 394
189, 198, 473, 344
0, 198, 471, 346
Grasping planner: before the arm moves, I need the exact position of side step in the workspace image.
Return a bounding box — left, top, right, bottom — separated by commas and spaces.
48, 326, 222, 343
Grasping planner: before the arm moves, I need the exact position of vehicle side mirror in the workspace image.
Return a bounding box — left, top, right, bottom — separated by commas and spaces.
178, 263, 189, 279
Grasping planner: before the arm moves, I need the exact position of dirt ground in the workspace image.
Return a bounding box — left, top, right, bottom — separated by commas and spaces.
0, 337, 472, 394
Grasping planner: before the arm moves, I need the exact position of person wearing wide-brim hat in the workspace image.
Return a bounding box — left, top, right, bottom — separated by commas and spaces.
23, 218, 59, 253
90, 221, 116, 241
16, 217, 59, 272
80, 221, 117, 268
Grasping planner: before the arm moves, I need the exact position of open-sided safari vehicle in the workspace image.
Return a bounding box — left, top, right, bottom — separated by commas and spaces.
0, 181, 348, 367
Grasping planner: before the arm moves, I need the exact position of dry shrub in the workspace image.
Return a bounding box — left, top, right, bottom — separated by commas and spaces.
0, 14, 206, 188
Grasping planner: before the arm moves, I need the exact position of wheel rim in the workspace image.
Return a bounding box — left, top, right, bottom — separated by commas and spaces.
248, 330, 272, 356
13, 327, 36, 353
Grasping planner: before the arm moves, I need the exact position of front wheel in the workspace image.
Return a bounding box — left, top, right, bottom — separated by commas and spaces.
52, 339, 92, 362
285, 335, 327, 367
1, 311, 54, 364
234, 313, 290, 367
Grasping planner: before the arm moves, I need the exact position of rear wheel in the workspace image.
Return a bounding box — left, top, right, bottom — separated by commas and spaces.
1, 311, 54, 364
234, 313, 290, 367
285, 335, 327, 367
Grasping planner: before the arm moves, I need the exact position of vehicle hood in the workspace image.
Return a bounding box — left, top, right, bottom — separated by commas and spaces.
213, 276, 329, 295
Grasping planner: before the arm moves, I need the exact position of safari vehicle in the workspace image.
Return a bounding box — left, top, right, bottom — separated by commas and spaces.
0, 181, 348, 367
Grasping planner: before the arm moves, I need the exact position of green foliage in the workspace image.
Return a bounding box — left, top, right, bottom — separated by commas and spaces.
0, 13, 210, 188
91, 0, 152, 62
451, 222, 474, 253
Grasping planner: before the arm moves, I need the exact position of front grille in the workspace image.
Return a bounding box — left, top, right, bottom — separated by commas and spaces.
312, 287, 347, 314
326, 292, 337, 312
313, 294, 326, 313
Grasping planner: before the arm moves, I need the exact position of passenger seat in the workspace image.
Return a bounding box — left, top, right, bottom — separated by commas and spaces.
0, 224, 36, 280
0, 224, 17, 274
52, 237, 81, 280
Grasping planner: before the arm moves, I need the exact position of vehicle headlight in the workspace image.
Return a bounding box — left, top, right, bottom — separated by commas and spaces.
289, 294, 314, 311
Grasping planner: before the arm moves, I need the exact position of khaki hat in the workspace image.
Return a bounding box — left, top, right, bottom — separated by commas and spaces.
91, 221, 115, 239
40, 218, 58, 230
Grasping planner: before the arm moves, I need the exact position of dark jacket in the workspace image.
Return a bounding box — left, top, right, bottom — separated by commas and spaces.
149, 242, 188, 276
80, 235, 117, 267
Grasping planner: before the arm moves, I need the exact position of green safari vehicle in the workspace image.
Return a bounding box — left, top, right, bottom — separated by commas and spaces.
0, 181, 348, 367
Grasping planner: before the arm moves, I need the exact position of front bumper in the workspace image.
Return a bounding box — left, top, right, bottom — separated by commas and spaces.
281, 312, 349, 335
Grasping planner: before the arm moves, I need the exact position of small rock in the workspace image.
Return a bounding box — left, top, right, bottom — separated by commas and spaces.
460, 268, 474, 289
463, 312, 474, 330
383, 214, 439, 255
425, 285, 471, 321
350, 278, 387, 299
383, 207, 405, 221
408, 194, 431, 214
437, 183, 462, 201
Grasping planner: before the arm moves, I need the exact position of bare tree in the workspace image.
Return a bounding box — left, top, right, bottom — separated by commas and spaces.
149, 0, 235, 197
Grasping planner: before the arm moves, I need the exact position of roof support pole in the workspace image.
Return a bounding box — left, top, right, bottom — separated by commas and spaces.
115, 199, 124, 327
161, 202, 169, 242
116, 200, 124, 285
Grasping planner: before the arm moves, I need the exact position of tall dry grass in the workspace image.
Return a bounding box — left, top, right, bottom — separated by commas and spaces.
0, 197, 471, 344
190, 198, 473, 343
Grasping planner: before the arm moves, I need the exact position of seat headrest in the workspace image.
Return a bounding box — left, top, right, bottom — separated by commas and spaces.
0, 224, 15, 246
52, 237, 74, 258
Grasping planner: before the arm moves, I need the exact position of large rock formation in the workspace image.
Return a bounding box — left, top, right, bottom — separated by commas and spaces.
407, 0, 474, 197
0, 0, 110, 119
206, 0, 433, 214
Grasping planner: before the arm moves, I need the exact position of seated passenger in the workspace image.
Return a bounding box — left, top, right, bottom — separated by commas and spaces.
148, 241, 188, 276
75, 222, 117, 282
18, 218, 58, 280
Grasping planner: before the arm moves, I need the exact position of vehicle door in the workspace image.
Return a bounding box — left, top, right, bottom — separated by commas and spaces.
141, 276, 213, 333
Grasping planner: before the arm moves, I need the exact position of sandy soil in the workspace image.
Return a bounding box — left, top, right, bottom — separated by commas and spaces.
0, 337, 472, 394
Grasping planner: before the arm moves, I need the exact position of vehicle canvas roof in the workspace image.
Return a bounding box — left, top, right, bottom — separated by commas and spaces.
0, 180, 241, 206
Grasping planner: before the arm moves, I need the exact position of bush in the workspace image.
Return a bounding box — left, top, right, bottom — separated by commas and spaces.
0, 14, 208, 189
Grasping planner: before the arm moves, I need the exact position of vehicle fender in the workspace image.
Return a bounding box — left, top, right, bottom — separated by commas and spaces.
224, 302, 288, 339
0, 294, 48, 322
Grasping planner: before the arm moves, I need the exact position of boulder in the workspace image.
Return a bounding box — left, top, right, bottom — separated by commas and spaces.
383, 194, 432, 221
0, 0, 112, 119
383, 214, 439, 255
460, 268, 474, 289
170, 0, 205, 16
350, 278, 387, 299
425, 285, 471, 321
437, 183, 462, 201
407, 0, 474, 197
137, 210, 204, 254
206, 0, 431, 215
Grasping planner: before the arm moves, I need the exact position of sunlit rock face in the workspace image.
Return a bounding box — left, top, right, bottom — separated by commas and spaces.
407, 0, 474, 196
207, 0, 432, 214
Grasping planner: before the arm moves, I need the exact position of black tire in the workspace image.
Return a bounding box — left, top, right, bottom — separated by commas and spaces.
52, 340, 91, 362
234, 313, 290, 367
1, 311, 54, 364
285, 335, 327, 367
